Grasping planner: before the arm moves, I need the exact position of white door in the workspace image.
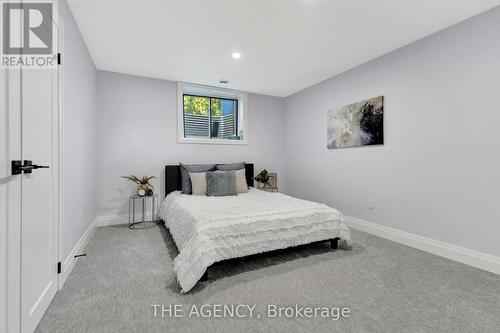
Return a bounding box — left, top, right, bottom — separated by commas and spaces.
0, 4, 60, 332
1, 64, 23, 333
20, 65, 60, 332
0, 64, 7, 333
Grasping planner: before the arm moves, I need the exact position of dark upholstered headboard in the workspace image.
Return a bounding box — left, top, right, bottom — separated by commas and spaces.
164, 163, 254, 197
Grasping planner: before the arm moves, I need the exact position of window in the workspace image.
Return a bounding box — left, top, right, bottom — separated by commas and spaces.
183, 95, 238, 139
177, 82, 247, 144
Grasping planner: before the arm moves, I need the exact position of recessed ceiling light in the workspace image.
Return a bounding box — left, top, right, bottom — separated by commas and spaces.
232, 52, 241, 59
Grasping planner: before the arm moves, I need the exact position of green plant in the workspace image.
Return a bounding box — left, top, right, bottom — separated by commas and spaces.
121, 175, 156, 190
254, 169, 269, 184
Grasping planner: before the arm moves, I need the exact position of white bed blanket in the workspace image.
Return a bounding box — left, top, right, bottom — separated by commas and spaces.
159, 188, 351, 292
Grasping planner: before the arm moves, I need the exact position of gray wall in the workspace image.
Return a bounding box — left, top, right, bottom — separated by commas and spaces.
61, 0, 98, 259
64, 3, 500, 260
96, 71, 286, 217
283, 7, 500, 256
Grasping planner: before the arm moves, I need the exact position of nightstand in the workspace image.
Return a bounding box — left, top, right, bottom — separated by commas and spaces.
258, 186, 278, 193
128, 194, 160, 229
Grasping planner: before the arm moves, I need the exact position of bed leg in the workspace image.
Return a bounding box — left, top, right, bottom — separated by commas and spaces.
200, 269, 208, 282
330, 238, 339, 249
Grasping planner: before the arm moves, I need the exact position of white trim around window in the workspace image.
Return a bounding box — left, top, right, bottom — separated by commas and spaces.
177, 82, 248, 145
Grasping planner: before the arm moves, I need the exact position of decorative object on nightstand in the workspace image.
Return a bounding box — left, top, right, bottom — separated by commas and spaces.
255, 169, 278, 192
265, 172, 278, 191
128, 194, 159, 229
254, 169, 270, 189
121, 175, 156, 197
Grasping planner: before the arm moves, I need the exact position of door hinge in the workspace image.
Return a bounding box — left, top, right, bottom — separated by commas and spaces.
57, 261, 62, 274
57, 53, 61, 65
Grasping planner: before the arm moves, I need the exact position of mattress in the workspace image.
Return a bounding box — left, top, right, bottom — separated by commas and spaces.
159, 188, 351, 292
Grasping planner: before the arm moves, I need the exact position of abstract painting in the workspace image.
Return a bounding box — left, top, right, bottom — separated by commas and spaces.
327, 96, 384, 149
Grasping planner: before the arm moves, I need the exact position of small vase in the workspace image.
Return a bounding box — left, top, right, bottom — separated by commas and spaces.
258, 183, 265, 189
138, 184, 150, 197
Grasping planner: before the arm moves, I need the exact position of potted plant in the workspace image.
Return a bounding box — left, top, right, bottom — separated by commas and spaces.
254, 169, 269, 188
121, 175, 156, 196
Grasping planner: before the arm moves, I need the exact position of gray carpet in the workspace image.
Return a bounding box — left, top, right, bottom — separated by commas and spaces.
35, 224, 500, 333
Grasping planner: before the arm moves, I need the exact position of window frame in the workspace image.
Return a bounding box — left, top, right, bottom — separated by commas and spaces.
177, 82, 248, 145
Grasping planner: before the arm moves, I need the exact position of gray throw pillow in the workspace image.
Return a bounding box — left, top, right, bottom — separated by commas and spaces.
206, 171, 237, 196
180, 163, 216, 194
216, 162, 245, 171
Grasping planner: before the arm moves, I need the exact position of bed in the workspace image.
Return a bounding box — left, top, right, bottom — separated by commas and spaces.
159, 164, 351, 292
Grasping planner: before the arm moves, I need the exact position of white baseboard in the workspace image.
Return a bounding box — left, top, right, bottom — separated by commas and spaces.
58, 218, 97, 289
94, 214, 129, 226
58, 214, 129, 289
346, 216, 500, 275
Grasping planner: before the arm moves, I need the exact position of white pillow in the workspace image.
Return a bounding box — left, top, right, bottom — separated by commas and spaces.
189, 172, 207, 195
235, 169, 249, 194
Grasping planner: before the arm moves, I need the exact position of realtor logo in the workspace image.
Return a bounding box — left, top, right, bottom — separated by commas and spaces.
1, 1, 58, 68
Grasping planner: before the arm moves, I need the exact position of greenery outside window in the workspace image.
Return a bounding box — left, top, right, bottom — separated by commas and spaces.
177, 82, 247, 145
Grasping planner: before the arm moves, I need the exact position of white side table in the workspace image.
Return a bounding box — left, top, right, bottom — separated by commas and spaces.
128, 194, 159, 229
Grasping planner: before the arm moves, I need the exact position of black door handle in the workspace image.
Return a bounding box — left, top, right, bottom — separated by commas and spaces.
11, 160, 50, 175
22, 160, 49, 174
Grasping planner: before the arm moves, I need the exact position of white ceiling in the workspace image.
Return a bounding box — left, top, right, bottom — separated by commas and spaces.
67, 0, 500, 97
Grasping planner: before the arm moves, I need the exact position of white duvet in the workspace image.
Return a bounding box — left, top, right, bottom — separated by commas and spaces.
159, 188, 351, 293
